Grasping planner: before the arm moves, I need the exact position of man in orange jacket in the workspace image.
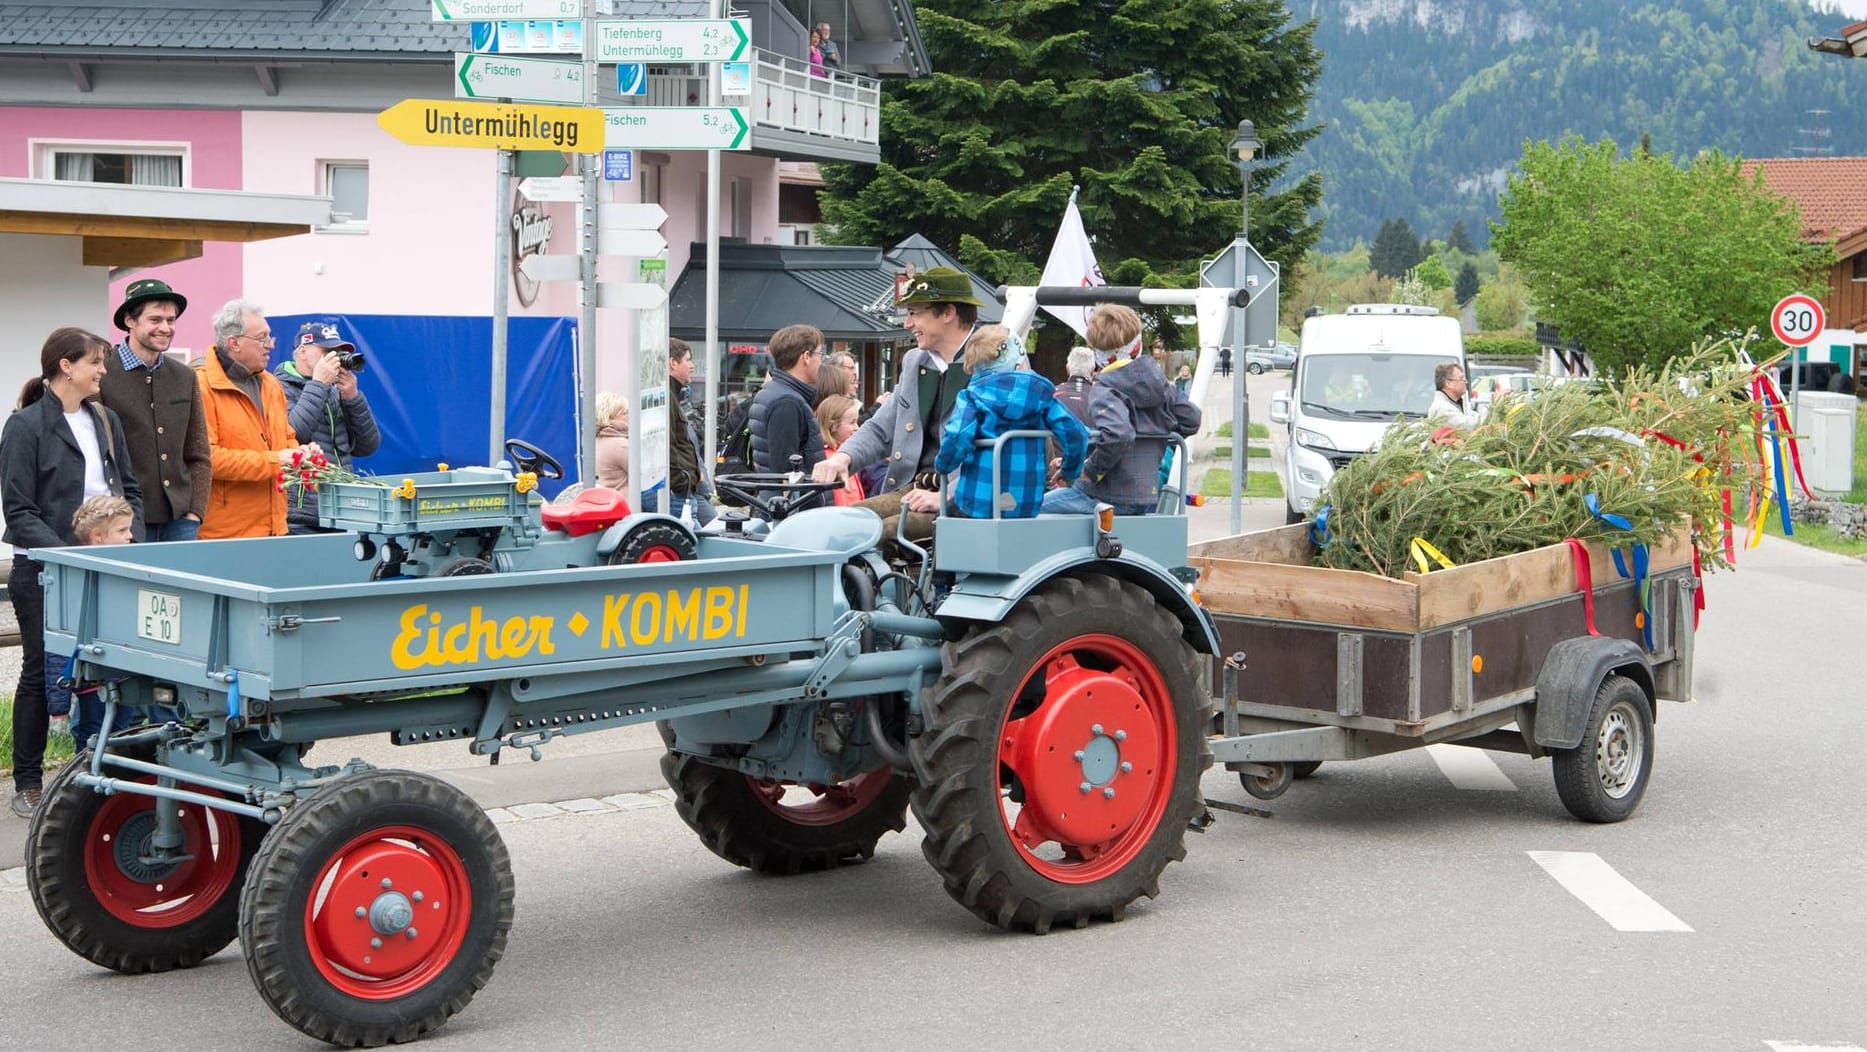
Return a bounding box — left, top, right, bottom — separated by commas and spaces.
197, 299, 321, 538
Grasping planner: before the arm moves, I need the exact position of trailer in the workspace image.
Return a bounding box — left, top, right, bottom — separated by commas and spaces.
1191, 525, 1698, 819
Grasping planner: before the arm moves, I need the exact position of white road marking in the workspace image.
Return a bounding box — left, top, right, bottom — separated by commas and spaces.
1764, 1043, 1866, 1051
1426, 744, 1518, 790
1527, 850, 1693, 932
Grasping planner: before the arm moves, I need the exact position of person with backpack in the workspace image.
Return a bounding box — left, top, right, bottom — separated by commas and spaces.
748, 324, 827, 507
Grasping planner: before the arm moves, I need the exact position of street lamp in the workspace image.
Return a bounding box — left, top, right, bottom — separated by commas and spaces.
1229, 119, 1259, 237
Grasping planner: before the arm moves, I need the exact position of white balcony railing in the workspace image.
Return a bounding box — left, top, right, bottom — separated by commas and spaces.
619, 47, 881, 151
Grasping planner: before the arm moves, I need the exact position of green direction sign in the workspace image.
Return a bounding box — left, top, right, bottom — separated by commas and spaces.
594, 19, 751, 63
455, 53, 584, 105
604, 107, 751, 150
431, 0, 578, 20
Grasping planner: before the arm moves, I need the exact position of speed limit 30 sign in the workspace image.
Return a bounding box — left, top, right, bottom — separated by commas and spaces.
1771, 293, 1826, 347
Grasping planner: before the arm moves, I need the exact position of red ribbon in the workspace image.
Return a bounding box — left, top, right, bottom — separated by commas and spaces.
1564, 539, 1599, 637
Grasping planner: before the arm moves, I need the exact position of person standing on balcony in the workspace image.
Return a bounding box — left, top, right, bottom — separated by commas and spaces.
816, 22, 841, 70
808, 29, 828, 78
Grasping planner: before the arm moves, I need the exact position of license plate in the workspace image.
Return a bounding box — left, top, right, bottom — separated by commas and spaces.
136, 589, 183, 645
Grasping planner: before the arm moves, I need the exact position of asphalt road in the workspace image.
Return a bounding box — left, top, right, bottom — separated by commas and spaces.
1, 530, 1864, 1050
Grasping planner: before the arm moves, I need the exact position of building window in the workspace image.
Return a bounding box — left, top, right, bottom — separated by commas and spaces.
1853, 253, 1865, 282
322, 162, 369, 230
640, 162, 663, 206
42, 145, 185, 186
731, 177, 752, 238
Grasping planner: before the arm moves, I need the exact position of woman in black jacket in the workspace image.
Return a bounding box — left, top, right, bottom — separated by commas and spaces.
3, 327, 141, 818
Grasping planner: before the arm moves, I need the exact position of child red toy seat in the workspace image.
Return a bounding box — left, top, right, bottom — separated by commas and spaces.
540, 487, 632, 537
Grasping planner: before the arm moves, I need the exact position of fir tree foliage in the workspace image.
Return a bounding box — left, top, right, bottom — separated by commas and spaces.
1454, 261, 1481, 305
1369, 217, 1423, 278
1446, 220, 1476, 255
1492, 135, 1833, 371
817, 0, 1325, 290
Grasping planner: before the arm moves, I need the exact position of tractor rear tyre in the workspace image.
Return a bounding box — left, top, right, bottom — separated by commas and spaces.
239, 770, 514, 1048
28, 747, 265, 973
658, 723, 912, 874
910, 575, 1211, 933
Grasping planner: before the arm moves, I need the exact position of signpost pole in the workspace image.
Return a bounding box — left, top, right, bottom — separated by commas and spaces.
578, 0, 599, 488
703, 0, 724, 503
491, 146, 514, 465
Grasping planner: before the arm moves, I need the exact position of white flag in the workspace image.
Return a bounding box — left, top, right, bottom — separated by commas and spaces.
1039, 189, 1105, 338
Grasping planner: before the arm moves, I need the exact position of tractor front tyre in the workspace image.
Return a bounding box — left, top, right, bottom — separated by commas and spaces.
239, 770, 514, 1048
911, 575, 1212, 933
610, 521, 697, 565
659, 741, 912, 874
28, 750, 264, 973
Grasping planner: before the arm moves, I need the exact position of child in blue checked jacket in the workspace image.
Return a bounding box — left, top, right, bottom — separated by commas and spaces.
934, 325, 1089, 518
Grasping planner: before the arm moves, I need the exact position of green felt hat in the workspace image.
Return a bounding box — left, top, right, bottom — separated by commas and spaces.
896, 266, 982, 307
113, 278, 187, 332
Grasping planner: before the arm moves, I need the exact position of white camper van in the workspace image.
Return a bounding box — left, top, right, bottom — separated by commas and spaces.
1269, 304, 1466, 523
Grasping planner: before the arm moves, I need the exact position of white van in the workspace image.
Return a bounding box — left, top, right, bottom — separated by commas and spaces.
1269, 304, 1466, 523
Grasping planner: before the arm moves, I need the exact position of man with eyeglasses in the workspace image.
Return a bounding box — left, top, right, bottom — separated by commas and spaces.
196, 299, 322, 538
101, 278, 213, 541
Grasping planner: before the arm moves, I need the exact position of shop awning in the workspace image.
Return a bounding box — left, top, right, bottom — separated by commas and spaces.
669, 241, 913, 343
0, 177, 329, 269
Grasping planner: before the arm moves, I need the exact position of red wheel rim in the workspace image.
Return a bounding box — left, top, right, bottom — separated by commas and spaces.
82, 782, 245, 928
304, 825, 473, 1001
633, 544, 686, 563
747, 769, 893, 827
996, 633, 1178, 885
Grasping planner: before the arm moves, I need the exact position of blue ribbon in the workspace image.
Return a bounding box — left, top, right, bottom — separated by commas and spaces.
1585, 492, 1652, 649
1309, 504, 1331, 549
1757, 385, 1794, 535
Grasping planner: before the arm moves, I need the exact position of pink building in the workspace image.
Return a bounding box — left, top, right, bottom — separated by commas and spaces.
0, 0, 925, 472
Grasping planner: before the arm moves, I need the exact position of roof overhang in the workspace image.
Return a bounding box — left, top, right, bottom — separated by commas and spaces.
1809, 19, 1867, 58
0, 177, 330, 269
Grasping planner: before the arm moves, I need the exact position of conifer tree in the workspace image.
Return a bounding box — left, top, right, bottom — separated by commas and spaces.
1369, 217, 1422, 278
817, 0, 1324, 288
1454, 261, 1481, 305
1447, 220, 1476, 254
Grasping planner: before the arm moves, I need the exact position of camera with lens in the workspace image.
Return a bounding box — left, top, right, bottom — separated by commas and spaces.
334, 349, 366, 373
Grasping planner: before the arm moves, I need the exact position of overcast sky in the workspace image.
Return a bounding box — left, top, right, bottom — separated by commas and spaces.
1811, 0, 1867, 20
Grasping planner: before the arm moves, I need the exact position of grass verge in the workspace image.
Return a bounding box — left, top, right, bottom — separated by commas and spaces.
1212, 421, 1270, 440
1200, 468, 1283, 499
1762, 514, 1867, 558
0, 695, 77, 775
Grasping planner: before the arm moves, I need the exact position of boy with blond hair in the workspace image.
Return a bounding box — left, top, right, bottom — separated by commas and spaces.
1041, 304, 1200, 515
934, 325, 1088, 519
57, 496, 153, 749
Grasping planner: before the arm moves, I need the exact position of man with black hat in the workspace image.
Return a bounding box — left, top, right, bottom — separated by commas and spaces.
813, 266, 982, 540
277, 319, 381, 534
99, 278, 212, 541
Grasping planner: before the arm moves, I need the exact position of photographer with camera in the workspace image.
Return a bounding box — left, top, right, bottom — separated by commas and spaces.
276, 319, 380, 534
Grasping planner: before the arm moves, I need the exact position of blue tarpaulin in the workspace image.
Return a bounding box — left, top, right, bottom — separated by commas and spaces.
269, 314, 580, 497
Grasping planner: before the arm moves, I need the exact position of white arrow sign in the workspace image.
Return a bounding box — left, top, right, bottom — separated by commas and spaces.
453, 53, 585, 105
594, 19, 751, 63
518, 254, 581, 282
604, 107, 751, 150
517, 176, 582, 202
597, 282, 669, 310
598, 227, 668, 258
433, 0, 577, 20
596, 202, 669, 230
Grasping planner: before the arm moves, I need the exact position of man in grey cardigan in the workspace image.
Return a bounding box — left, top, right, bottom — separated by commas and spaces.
100, 278, 211, 541
813, 267, 980, 542
276, 319, 381, 533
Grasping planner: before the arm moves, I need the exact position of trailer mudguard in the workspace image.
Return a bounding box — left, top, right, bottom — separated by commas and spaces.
938, 554, 1220, 656
595, 512, 691, 558
1533, 636, 1655, 749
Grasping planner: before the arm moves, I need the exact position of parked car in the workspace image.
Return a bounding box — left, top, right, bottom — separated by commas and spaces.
1468, 364, 1534, 415
1244, 342, 1297, 374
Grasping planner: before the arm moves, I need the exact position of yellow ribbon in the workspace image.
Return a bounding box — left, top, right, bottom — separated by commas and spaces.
1410, 537, 1457, 574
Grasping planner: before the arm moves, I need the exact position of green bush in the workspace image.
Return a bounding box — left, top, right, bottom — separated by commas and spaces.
1, 695, 76, 774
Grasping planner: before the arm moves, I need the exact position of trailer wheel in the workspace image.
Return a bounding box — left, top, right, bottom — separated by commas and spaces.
27, 749, 263, 973
1239, 763, 1293, 800
239, 770, 514, 1048
1292, 761, 1323, 779
912, 575, 1211, 933
1550, 675, 1653, 823
659, 737, 911, 874
610, 521, 697, 564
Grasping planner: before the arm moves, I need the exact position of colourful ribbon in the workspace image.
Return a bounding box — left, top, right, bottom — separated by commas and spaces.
1309, 504, 1331, 549
1563, 538, 1599, 637
1586, 492, 1652, 649
1409, 537, 1456, 574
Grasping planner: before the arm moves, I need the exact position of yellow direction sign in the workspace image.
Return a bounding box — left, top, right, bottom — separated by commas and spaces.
377, 98, 601, 153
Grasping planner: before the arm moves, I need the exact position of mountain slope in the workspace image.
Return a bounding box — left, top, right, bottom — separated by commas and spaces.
1298, 0, 1867, 248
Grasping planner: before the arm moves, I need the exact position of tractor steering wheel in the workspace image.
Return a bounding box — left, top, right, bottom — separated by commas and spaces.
714, 472, 848, 522
503, 438, 564, 480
